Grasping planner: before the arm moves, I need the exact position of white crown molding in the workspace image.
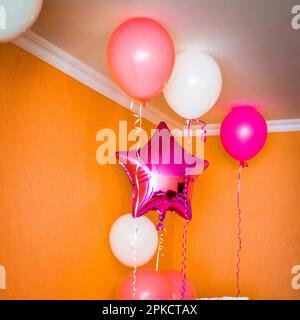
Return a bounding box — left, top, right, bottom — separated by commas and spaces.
192, 118, 300, 136
12, 31, 181, 129
265, 118, 300, 133
204, 123, 221, 136
12, 31, 300, 136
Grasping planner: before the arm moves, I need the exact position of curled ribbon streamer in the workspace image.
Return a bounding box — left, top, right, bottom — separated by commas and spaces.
180, 219, 189, 300
130, 101, 143, 216
130, 100, 143, 299
180, 119, 206, 300
236, 160, 248, 296
186, 119, 207, 144
155, 227, 166, 272
130, 221, 138, 299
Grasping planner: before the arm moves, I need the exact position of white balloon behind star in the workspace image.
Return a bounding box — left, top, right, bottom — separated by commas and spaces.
109, 214, 158, 268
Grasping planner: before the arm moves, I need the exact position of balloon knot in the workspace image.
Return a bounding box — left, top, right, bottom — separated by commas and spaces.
240, 161, 248, 168
156, 222, 164, 231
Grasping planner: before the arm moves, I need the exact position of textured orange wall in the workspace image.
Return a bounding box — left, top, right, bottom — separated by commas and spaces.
0, 43, 155, 299
168, 132, 300, 300
0, 43, 299, 300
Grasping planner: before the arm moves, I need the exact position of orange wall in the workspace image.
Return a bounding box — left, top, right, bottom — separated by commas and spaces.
169, 131, 300, 300
0, 43, 299, 300
0, 43, 155, 299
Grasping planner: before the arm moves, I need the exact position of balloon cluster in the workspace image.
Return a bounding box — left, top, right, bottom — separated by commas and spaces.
107, 17, 222, 119
107, 17, 213, 300
109, 215, 196, 300
107, 17, 268, 300
0, 5, 269, 299
118, 269, 195, 300
110, 120, 207, 299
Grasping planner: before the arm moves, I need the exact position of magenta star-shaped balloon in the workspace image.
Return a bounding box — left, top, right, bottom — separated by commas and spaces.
116, 122, 208, 227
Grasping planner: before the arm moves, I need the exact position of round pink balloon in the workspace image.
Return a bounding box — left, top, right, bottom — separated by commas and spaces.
162, 270, 196, 300
107, 17, 175, 102
220, 106, 267, 162
118, 269, 172, 300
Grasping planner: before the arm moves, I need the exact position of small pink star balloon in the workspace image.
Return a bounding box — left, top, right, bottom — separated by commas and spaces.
116, 122, 208, 228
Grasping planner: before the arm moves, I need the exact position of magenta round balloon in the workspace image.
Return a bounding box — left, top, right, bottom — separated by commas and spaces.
220, 106, 267, 162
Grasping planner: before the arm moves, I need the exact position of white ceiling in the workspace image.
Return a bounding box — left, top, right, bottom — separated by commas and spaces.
31, 0, 300, 124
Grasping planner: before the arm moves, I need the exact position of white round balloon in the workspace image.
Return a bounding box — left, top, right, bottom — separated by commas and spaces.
109, 214, 158, 267
0, 0, 43, 43
163, 50, 222, 119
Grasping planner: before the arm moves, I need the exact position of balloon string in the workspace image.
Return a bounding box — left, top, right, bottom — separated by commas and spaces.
130, 100, 143, 300
179, 120, 191, 300
180, 220, 189, 300
180, 119, 206, 300
186, 119, 207, 143
130, 221, 138, 299
130, 101, 143, 216
236, 160, 248, 296
155, 227, 166, 272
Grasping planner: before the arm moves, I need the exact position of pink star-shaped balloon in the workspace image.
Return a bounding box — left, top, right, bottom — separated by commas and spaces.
116, 122, 208, 228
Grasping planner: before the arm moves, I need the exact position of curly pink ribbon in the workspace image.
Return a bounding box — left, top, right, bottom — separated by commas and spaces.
236, 160, 248, 296
130, 100, 144, 299
180, 119, 206, 300
180, 219, 189, 300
